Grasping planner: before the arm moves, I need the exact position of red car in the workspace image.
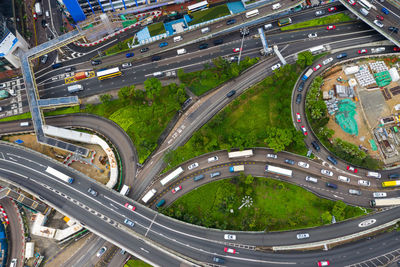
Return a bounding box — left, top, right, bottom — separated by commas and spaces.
394, 47, 400, 52
348, 0, 356, 5
358, 49, 368, 54
328, 7, 337, 12
313, 64, 322, 71
346, 165, 358, 173
224, 247, 236, 254
33, 12, 38, 20
172, 185, 182, 194
296, 113, 301, 123
124, 203, 136, 211
301, 126, 308, 136
326, 25, 336, 30
317, 260, 330, 267
376, 15, 384, 21
233, 48, 242, 53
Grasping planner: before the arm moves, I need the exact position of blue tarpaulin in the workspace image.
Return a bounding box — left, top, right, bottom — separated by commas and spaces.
15, 139, 24, 144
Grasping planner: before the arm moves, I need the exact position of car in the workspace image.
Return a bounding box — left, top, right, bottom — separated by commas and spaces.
338, 176, 350, 183
374, 20, 384, 28
152, 55, 161, 61
159, 42, 168, 48
226, 19, 236, 25
124, 218, 135, 227
311, 141, 321, 151
87, 187, 98, 196
226, 90, 236, 97
122, 62, 132, 69
358, 180, 371, 187
348, 0, 356, 5
233, 48, 242, 53
208, 156, 219, 163
124, 203, 136, 211
41, 19, 47, 28
328, 7, 337, 12
210, 171, 221, 178
271, 63, 281, 71
327, 156, 338, 165
97, 247, 107, 257
313, 64, 322, 71
326, 25, 336, 30
140, 47, 149, 53
318, 260, 330, 267
381, 7, 389, 15
389, 26, 399, 34
285, 159, 295, 165
91, 60, 102, 65
228, 56, 239, 63
321, 169, 333, 176
376, 15, 384, 21
64, 67, 75, 72
346, 165, 358, 173
126, 52, 134, 58
296, 93, 302, 104
349, 189, 361, 195
326, 182, 338, 189
40, 54, 48, 64
199, 43, 209, 50
394, 47, 400, 52
213, 39, 224, 45
358, 49, 368, 54
308, 33, 318, 38
188, 162, 199, 170
373, 192, 387, 198
296, 113, 301, 122
213, 257, 225, 263
322, 57, 333, 65
298, 162, 309, 168
224, 234, 236, 240
224, 247, 236, 254
296, 233, 310, 239
301, 126, 308, 136
33, 12, 37, 20
305, 176, 318, 183
172, 185, 182, 194
267, 153, 278, 159
0, 83, 5, 89
336, 53, 347, 59
315, 10, 325, 16
297, 81, 305, 92
389, 173, 400, 179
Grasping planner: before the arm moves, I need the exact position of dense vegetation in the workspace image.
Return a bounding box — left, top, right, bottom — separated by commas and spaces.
281, 13, 353, 31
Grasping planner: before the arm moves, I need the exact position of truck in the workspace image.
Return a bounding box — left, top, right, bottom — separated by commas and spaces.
302, 69, 314, 81
74, 72, 89, 80
35, 2, 42, 16
67, 84, 83, 93
120, 184, 130, 196
141, 189, 157, 203
45, 166, 74, 184
229, 165, 244, 172
265, 165, 292, 177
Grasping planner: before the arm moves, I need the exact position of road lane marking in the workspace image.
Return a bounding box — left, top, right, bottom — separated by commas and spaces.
145, 214, 157, 237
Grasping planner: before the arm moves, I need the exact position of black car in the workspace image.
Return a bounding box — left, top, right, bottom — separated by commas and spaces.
199, 43, 209, 50
311, 141, 320, 152
389, 26, 399, 34
152, 55, 161, 61
213, 39, 224, 45
140, 47, 149, 53
389, 173, 400, 179
296, 93, 302, 104
41, 19, 47, 28
327, 156, 338, 165
226, 19, 236, 25
91, 60, 102, 66
284, 159, 295, 165
297, 81, 305, 92
213, 257, 225, 263
226, 90, 236, 97
326, 182, 338, 189
65, 67, 76, 72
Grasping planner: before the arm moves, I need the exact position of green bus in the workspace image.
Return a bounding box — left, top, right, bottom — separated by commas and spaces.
278, 17, 292, 27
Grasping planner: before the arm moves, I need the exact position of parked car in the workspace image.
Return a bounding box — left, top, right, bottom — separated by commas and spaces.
124, 203, 136, 211
321, 169, 333, 176
188, 162, 199, 170
172, 185, 182, 194
97, 247, 107, 257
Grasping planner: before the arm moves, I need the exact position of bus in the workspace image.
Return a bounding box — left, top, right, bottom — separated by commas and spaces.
120, 184, 130, 196
278, 17, 292, 27
228, 149, 254, 159
309, 45, 325, 54
265, 165, 292, 177
382, 180, 400, 187
245, 9, 259, 19
370, 198, 400, 207
96, 67, 122, 81
188, 0, 209, 13
160, 167, 184, 186
358, 0, 374, 10
46, 166, 74, 184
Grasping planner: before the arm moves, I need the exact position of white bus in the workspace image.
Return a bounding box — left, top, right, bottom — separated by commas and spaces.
265, 165, 292, 177
358, 0, 374, 10
46, 166, 74, 184
309, 45, 325, 54
370, 198, 400, 207
228, 149, 254, 159
188, 0, 209, 13
160, 167, 184, 186
120, 184, 130, 196
245, 9, 259, 19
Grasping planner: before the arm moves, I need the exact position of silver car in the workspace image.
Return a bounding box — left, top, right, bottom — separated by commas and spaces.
321, 169, 333, 176
349, 189, 361, 196
266, 154, 277, 159
373, 192, 387, 198
224, 234, 236, 240
296, 233, 310, 239
188, 162, 199, 170
358, 180, 371, 187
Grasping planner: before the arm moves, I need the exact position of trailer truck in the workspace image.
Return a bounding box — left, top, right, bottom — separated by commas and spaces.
141, 189, 157, 203
229, 165, 244, 172
45, 166, 74, 184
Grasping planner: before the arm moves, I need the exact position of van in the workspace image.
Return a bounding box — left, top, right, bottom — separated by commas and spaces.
360, 8, 369, 16
264, 24, 273, 30
338, 175, 350, 183
305, 176, 318, 183
153, 71, 163, 77
272, 3, 281, 10
52, 63, 62, 69
367, 171, 381, 179
381, 7, 389, 15
173, 36, 183, 42
20, 122, 29, 127
201, 27, 210, 34
326, 182, 338, 189
67, 84, 83, 93
156, 199, 166, 208
327, 156, 337, 165
193, 174, 205, 181
177, 48, 187, 55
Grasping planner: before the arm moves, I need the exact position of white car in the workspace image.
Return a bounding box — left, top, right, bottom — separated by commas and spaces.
349, 189, 361, 196
321, 169, 333, 176
296, 233, 310, 239
322, 57, 333, 65
271, 63, 281, 71
305, 176, 318, 183
208, 156, 219, 163
358, 180, 371, 187
298, 162, 309, 168
97, 247, 107, 257
224, 234, 236, 240
338, 175, 350, 183
267, 154, 277, 159
373, 19, 384, 28
188, 162, 199, 170
308, 33, 317, 38
373, 192, 387, 198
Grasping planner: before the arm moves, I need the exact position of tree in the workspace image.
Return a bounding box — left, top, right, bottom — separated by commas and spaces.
297, 51, 313, 68
321, 211, 332, 224
118, 85, 135, 103
332, 201, 346, 221
264, 126, 295, 152
100, 94, 112, 104
144, 78, 162, 100
245, 174, 254, 185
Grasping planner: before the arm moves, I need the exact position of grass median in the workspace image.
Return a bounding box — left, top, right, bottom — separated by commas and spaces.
281, 13, 353, 31
188, 5, 230, 26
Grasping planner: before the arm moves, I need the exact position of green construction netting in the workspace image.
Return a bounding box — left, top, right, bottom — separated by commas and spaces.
0, 90, 9, 98
369, 139, 378, 151
335, 99, 358, 136
82, 23, 93, 30
374, 71, 392, 87
122, 20, 137, 28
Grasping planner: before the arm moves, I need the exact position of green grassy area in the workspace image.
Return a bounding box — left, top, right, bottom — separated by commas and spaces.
188, 5, 230, 26
164, 62, 308, 172
178, 57, 259, 96
125, 259, 152, 267
281, 13, 353, 31
163, 176, 367, 231
0, 106, 81, 122
104, 37, 135, 56
148, 22, 166, 36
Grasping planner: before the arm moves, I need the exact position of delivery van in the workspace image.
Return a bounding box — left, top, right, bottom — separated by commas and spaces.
67, 84, 83, 93
177, 48, 187, 55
